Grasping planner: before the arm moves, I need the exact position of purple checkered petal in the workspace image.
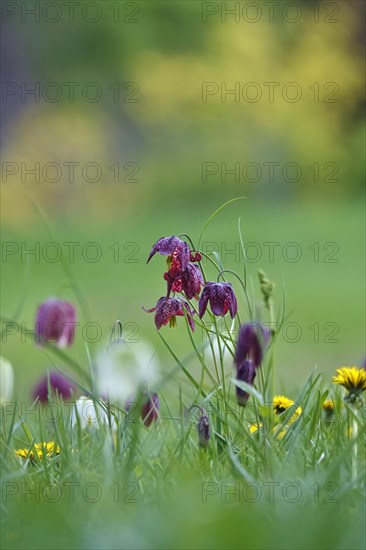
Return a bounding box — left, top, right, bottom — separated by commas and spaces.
154, 298, 182, 329
225, 283, 238, 318
198, 282, 237, 319
181, 264, 204, 300
147, 236, 190, 271
143, 297, 195, 331
198, 284, 210, 318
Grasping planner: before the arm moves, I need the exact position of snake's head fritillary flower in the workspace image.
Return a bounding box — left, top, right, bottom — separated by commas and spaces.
197, 414, 210, 449
143, 297, 195, 331
198, 282, 237, 319
165, 263, 204, 300
332, 367, 366, 403
181, 264, 204, 300
35, 298, 76, 347
96, 340, 159, 407
147, 236, 190, 274
33, 371, 75, 402
234, 322, 271, 370
141, 393, 160, 427
233, 323, 270, 405
71, 396, 115, 429
235, 358, 256, 406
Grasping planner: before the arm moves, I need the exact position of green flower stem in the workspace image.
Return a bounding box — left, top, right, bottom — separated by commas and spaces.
268, 302, 276, 403
351, 410, 358, 486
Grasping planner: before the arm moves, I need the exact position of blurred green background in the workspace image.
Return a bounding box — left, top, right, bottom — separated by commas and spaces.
1, 0, 365, 401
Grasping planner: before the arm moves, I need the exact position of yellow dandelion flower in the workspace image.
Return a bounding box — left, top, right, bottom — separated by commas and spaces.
322, 399, 335, 414
333, 367, 366, 392
273, 395, 302, 419
15, 448, 34, 460
273, 395, 294, 414
322, 399, 337, 423
249, 423, 261, 434
34, 442, 60, 457
15, 441, 60, 461
249, 396, 302, 437
333, 367, 366, 402
273, 395, 302, 430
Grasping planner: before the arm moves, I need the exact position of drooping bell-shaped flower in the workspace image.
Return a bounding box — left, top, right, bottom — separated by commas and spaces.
33, 371, 76, 402
164, 263, 204, 300
70, 396, 115, 429
35, 298, 76, 347
96, 339, 159, 407
198, 282, 237, 319
147, 236, 190, 274
234, 322, 270, 406
143, 297, 195, 331
181, 264, 204, 300
141, 393, 160, 427
235, 359, 256, 406
234, 322, 270, 370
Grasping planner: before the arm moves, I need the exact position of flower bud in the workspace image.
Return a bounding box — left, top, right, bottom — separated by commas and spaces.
197, 414, 210, 449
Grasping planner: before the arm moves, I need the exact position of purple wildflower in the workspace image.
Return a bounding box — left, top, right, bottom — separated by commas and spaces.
164, 263, 204, 300
141, 393, 160, 427
143, 297, 195, 331
33, 371, 75, 402
234, 322, 270, 370
181, 264, 204, 300
35, 298, 76, 347
147, 236, 190, 273
199, 282, 237, 319
235, 359, 256, 406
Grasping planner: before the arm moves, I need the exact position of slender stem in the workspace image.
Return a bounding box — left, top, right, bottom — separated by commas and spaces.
351, 411, 358, 485
211, 316, 229, 438
197, 197, 246, 251
217, 268, 252, 320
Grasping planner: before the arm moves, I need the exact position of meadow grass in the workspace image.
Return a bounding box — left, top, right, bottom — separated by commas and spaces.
1, 199, 365, 550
